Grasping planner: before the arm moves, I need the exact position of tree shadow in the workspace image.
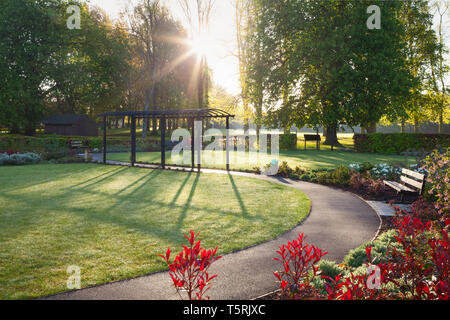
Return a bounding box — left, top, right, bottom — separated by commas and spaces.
175, 173, 200, 231
114, 169, 159, 197
67, 166, 128, 191
169, 172, 192, 207
228, 174, 249, 217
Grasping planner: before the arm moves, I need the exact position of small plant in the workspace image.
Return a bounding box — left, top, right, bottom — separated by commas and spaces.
277, 161, 294, 178
273, 233, 328, 300
159, 231, 221, 300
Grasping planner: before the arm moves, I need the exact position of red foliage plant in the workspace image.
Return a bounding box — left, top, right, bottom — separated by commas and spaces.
349, 172, 388, 196
273, 215, 449, 300
1, 150, 18, 155
159, 231, 221, 300
273, 233, 327, 300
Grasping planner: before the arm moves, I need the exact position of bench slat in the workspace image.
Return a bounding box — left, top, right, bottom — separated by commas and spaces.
304, 135, 321, 141
402, 168, 425, 181
400, 176, 424, 190
384, 181, 416, 193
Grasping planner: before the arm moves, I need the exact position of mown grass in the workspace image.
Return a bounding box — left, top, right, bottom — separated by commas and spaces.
0, 164, 310, 299
107, 150, 413, 171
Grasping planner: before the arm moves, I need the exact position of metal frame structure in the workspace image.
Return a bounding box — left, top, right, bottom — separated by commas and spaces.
99, 109, 235, 171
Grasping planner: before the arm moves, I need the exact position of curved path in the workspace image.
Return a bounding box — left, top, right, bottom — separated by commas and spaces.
44, 162, 380, 300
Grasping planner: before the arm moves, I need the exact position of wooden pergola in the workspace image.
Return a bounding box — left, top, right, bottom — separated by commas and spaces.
99, 109, 235, 171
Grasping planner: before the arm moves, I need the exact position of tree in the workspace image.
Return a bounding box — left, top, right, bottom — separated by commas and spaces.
126, 0, 194, 136
0, 0, 131, 134
178, 0, 215, 109
428, 0, 449, 133
397, 0, 439, 133
249, 0, 414, 145
46, 5, 130, 118
0, 0, 67, 135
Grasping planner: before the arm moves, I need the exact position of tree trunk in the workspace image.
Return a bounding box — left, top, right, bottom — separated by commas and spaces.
401, 120, 406, 133
439, 112, 443, 134
24, 123, 35, 136
323, 125, 341, 146
414, 118, 420, 133
366, 122, 377, 134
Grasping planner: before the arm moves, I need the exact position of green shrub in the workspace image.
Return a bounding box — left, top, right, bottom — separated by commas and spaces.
317, 260, 343, 279
279, 134, 297, 150
0, 152, 41, 166
54, 156, 87, 164
354, 133, 450, 154
300, 174, 311, 182
278, 161, 294, 177
343, 230, 402, 268
316, 166, 351, 186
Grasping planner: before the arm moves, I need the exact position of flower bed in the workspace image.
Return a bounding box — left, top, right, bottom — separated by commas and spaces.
0, 152, 41, 166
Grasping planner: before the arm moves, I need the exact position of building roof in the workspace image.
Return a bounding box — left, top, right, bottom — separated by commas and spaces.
42, 114, 94, 125
99, 108, 234, 119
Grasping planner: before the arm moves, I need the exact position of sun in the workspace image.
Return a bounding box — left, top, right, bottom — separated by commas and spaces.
189, 34, 215, 60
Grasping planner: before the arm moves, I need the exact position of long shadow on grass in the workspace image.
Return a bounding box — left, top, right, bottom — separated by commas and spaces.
175, 173, 199, 231
68, 166, 128, 191
65, 166, 124, 190
228, 174, 249, 217
169, 172, 192, 207
2, 169, 265, 245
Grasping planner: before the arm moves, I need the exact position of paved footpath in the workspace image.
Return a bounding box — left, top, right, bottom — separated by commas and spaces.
44, 160, 380, 300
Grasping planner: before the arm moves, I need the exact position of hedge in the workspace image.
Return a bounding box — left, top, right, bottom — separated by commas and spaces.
279, 134, 298, 150
0, 135, 160, 156
354, 133, 450, 154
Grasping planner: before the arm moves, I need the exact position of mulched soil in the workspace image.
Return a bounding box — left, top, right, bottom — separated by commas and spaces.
378, 216, 396, 235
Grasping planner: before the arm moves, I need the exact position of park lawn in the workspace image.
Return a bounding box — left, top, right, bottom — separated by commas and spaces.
0, 164, 310, 299
297, 133, 355, 151
107, 150, 413, 171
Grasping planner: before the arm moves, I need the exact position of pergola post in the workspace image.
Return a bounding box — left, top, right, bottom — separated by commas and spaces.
197, 119, 201, 173
191, 118, 195, 170
161, 116, 166, 169
103, 115, 107, 164
131, 115, 136, 166
226, 116, 230, 171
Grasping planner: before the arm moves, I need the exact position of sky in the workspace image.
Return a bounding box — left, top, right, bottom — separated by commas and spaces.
88, 0, 240, 94
87, 0, 449, 97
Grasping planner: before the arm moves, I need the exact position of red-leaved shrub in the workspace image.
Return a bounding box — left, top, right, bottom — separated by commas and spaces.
349, 172, 388, 196
159, 231, 221, 300
273, 213, 449, 300
273, 233, 327, 300
0, 150, 18, 155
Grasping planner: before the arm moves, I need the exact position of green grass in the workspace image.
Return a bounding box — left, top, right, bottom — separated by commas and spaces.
107, 150, 413, 171
0, 164, 310, 299
297, 133, 355, 151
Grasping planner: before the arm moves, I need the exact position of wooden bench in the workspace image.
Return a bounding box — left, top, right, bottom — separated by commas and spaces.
304, 134, 321, 151
383, 168, 426, 203
70, 140, 87, 154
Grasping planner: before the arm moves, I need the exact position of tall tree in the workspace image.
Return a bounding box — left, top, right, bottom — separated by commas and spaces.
397, 0, 439, 133
0, 0, 67, 134
126, 0, 193, 136
0, 0, 130, 134
428, 0, 449, 133
178, 0, 215, 109
249, 0, 416, 144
